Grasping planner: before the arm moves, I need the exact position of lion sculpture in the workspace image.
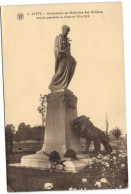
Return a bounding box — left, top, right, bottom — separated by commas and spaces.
73, 115, 112, 153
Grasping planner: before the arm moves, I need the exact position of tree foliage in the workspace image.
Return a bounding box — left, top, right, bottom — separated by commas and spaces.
112, 127, 123, 145
5, 124, 15, 143
37, 94, 47, 127
5, 124, 15, 153
13, 123, 45, 142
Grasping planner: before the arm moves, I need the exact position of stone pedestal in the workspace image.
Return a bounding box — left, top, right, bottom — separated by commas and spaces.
39, 89, 81, 155
21, 90, 83, 169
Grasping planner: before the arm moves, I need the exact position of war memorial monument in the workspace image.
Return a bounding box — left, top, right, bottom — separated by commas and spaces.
20, 25, 110, 172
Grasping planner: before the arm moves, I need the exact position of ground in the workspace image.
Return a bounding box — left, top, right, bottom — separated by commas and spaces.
7, 150, 128, 191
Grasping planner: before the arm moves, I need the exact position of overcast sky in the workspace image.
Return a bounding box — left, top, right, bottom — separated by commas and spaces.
1, 3, 126, 134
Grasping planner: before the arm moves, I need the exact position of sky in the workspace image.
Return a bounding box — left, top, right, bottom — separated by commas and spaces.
1, 3, 126, 134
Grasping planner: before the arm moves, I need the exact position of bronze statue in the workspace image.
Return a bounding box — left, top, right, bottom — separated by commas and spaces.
49, 25, 77, 92
73, 115, 112, 153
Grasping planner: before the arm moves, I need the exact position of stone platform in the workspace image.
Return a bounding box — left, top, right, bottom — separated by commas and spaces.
11, 154, 93, 173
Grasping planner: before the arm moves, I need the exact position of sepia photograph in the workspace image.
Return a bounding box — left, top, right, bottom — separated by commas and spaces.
0, 1, 128, 192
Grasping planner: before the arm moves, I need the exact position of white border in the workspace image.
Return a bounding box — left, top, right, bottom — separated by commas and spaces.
0, 1, 131, 194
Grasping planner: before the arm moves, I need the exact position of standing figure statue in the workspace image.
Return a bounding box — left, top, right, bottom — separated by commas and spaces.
49, 25, 77, 92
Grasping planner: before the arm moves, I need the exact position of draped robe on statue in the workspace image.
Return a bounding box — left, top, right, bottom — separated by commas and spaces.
48, 34, 77, 92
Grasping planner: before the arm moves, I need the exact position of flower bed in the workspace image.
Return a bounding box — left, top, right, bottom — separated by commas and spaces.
7, 150, 128, 191
43, 150, 128, 190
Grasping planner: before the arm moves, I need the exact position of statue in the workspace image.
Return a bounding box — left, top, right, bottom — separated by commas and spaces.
48, 25, 77, 92
73, 115, 112, 153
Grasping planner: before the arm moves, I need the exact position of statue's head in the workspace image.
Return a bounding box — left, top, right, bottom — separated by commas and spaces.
73, 115, 90, 134
62, 25, 70, 36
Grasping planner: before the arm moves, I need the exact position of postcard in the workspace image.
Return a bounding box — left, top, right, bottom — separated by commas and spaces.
1, 2, 128, 191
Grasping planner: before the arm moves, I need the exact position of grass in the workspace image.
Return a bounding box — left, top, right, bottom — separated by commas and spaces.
6, 151, 35, 164
6, 150, 128, 192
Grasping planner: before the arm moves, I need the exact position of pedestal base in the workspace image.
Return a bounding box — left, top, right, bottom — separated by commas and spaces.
20, 153, 93, 173
21, 152, 51, 168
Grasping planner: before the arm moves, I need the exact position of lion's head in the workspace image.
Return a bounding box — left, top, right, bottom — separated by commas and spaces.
73, 115, 92, 135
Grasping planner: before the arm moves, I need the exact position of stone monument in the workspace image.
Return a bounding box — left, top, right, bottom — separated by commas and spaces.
42, 25, 82, 154
38, 89, 81, 155
20, 25, 91, 172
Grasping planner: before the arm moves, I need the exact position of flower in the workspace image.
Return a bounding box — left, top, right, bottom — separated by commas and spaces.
100, 178, 108, 183
111, 150, 116, 154
103, 156, 108, 160
103, 155, 110, 160
79, 188, 87, 190
118, 153, 127, 159
106, 155, 110, 159
112, 157, 117, 164
44, 182, 53, 190
69, 187, 77, 190
56, 164, 64, 170
121, 154, 126, 158
94, 181, 101, 188
119, 154, 123, 157
97, 154, 102, 159
119, 150, 124, 153
121, 164, 125, 168
101, 166, 106, 172
82, 178, 87, 183
92, 157, 97, 162
102, 162, 109, 168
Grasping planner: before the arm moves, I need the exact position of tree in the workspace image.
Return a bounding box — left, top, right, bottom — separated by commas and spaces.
106, 112, 109, 135
17, 122, 31, 141
112, 127, 123, 146
37, 94, 47, 127
14, 123, 45, 142
29, 126, 45, 141
5, 124, 15, 153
